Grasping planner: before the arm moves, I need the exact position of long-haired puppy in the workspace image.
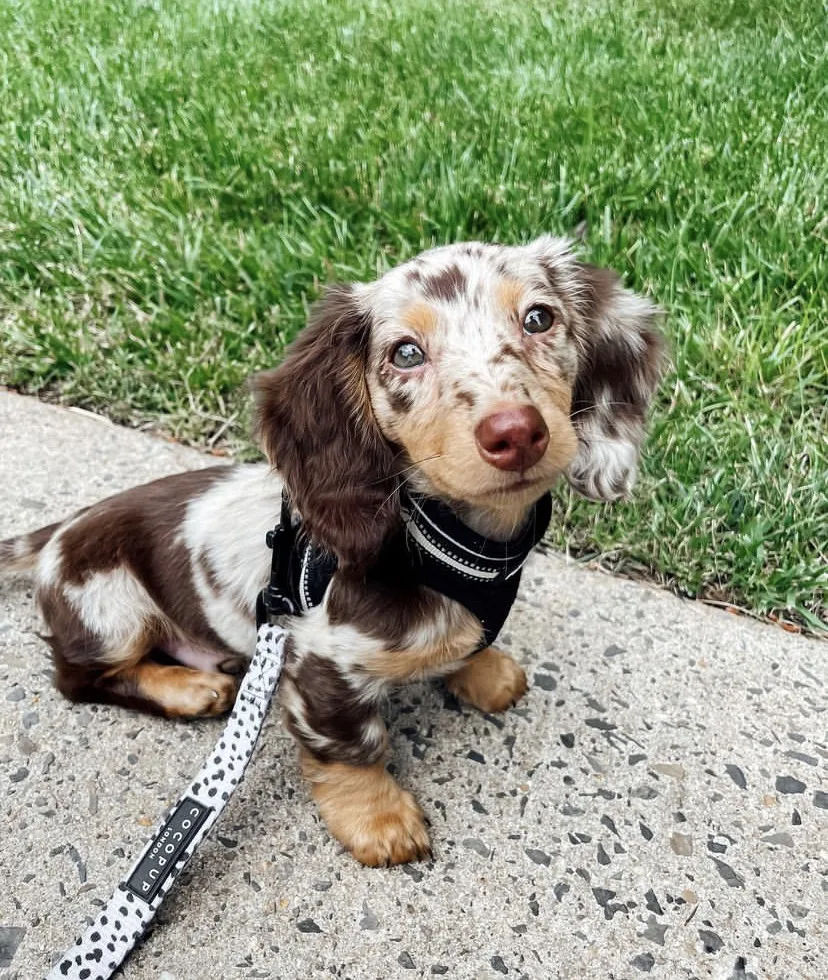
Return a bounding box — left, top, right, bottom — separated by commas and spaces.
1, 237, 663, 866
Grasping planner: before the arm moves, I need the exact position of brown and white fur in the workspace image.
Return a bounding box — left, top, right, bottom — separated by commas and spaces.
0, 237, 664, 866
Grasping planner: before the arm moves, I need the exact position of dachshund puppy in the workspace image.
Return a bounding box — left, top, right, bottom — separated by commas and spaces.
0, 237, 663, 866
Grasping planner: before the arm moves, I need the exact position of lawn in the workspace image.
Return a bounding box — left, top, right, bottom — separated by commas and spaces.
0, 0, 825, 629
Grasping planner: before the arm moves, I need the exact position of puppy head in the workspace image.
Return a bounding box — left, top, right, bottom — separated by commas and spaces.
254, 237, 664, 565
363, 237, 664, 516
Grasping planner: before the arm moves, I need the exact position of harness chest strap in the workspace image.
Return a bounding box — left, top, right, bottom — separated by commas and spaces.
271, 488, 553, 648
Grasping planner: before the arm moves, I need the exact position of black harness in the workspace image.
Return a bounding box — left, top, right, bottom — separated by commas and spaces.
258, 489, 552, 649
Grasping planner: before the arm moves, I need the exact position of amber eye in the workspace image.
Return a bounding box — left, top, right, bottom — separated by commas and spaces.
391, 340, 426, 369
523, 306, 555, 334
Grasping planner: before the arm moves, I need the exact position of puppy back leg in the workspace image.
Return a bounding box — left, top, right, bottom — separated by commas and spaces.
98, 659, 237, 718
282, 656, 431, 867
41, 586, 237, 718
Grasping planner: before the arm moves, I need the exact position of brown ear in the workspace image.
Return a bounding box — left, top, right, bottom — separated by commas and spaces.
251, 285, 399, 569
566, 264, 665, 501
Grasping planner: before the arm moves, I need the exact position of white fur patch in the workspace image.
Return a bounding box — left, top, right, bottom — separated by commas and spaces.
183, 464, 283, 655
291, 606, 388, 702
63, 568, 160, 656
566, 428, 639, 501
35, 531, 66, 590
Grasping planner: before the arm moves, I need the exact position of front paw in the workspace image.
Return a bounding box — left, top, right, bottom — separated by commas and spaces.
346, 788, 431, 867
445, 646, 528, 713
303, 755, 432, 867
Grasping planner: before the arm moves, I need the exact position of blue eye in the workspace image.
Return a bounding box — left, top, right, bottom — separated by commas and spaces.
523, 307, 555, 334
392, 341, 426, 369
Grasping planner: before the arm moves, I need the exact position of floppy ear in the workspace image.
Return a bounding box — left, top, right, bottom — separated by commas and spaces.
251, 285, 399, 570
566, 264, 665, 501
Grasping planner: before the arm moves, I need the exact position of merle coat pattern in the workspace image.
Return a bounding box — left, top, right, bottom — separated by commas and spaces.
0, 237, 664, 866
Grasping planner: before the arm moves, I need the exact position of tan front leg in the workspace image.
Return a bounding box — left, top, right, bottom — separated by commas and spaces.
445, 646, 528, 713
301, 751, 431, 867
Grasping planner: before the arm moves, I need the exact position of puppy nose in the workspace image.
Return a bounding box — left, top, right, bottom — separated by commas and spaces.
475, 406, 549, 472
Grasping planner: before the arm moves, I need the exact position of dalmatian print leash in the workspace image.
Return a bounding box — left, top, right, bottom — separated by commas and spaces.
45, 624, 287, 980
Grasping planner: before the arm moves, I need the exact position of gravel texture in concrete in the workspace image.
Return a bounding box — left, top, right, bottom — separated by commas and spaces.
0, 390, 825, 980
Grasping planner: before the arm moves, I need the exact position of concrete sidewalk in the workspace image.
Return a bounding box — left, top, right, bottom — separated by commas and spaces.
0, 389, 824, 980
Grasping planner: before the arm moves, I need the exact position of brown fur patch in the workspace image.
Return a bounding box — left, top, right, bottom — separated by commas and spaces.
301, 751, 431, 867
489, 342, 523, 367
383, 385, 414, 414
288, 652, 386, 765
572, 264, 665, 426
422, 264, 466, 303
40, 584, 115, 702
328, 571, 483, 681
327, 570, 441, 649
577, 263, 618, 319
198, 549, 221, 593
445, 646, 528, 713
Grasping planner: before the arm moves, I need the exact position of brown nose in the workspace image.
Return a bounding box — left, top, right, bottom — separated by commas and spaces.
475, 406, 549, 472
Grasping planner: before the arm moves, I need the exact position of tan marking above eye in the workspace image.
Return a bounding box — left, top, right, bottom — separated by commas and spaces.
402, 303, 439, 337
496, 278, 524, 317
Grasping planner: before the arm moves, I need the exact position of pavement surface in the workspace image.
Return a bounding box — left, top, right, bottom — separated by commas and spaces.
0, 388, 825, 980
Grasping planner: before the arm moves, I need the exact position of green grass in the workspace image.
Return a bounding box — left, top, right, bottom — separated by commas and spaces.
0, 0, 825, 629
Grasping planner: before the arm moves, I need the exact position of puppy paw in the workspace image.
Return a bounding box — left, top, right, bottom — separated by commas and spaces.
445, 646, 528, 713
160, 667, 238, 718
304, 756, 432, 867
346, 788, 432, 867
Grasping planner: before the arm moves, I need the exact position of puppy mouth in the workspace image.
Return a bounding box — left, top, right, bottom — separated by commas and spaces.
412, 451, 561, 506
494, 473, 551, 497
460, 472, 547, 502
504, 477, 538, 492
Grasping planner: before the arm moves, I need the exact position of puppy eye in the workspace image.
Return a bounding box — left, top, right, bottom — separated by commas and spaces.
391, 341, 426, 369
523, 306, 555, 334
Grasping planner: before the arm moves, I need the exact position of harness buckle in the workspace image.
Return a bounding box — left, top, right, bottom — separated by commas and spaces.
257, 493, 300, 626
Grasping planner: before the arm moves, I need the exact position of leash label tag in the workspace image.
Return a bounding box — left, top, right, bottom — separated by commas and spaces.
125, 797, 211, 903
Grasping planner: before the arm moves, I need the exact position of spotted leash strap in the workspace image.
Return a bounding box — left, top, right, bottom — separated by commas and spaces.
46, 623, 287, 980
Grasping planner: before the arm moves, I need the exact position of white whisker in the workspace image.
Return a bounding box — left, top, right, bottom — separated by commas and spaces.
569, 401, 639, 421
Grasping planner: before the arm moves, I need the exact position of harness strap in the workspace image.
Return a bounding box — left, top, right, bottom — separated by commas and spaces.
257, 488, 553, 650
258, 490, 297, 622
400, 491, 553, 648
46, 625, 286, 980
